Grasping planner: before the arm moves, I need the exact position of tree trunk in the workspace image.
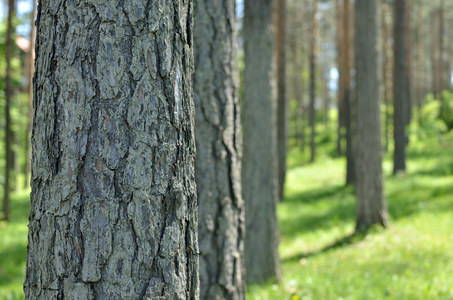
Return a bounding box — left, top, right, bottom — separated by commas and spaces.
430, 10, 439, 96
416, 4, 424, 109
355, 0, 388, 232
343, 0, 355, 185
24, 0, 36, 189
3, 0, 15, 221
382, 1, 392, 152
404, 0, 413, 126
393, 0, 408, 174
194, 1, 245, 299
243, 0, 281, 285
25, 1, 199, 299
276, 0, 287, 201
336, 0, 344, 156
309, 0, 318, 163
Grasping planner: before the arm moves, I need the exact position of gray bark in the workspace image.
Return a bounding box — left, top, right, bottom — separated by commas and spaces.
354, 0, 389, 232
242, 0, 282, 285
393, 0, 408, 174
193, 1, 245, 299
276, 0, 287, 200
25, 1, 199, 299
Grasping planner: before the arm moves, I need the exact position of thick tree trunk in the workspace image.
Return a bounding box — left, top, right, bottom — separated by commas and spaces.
193, 1, 245, 299
276, 0, 287, 200
343, 0, 355, 185
243, 0, 281, 285
355, 0, 388, 232
25, 1, 199, 299
3, 0, 15, 221
393, 0, 408, 174
309, 0, 318, 163
24, 0, 36, 189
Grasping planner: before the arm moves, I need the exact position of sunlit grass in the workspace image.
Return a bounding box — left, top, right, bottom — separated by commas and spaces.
247, 132, 453, 299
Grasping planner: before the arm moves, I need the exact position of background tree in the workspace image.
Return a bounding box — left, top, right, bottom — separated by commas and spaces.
276, 0, 288, 200
2, 0, 15, 221
309, 0, 318, 163
24, 1, 198, 298
393, 0, 409, 174
242, 0, 282, 284
194, 0, 245, 299
355, 0, 389, 232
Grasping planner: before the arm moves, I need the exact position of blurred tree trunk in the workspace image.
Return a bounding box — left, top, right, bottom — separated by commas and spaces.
194, 1, 245, 299
24, 0, 36, 189
404, 0, 413, 126
243, 0, 281, 285
430, 10, 439, 96
3, 0, 15, 221
336, 0, 344, 156
382, 2, 392, 152
24, 1, 199, 298
309, 0, 318, 163
343, 0, 355, 185
276, 0, 287, 200
416, 3, 424, 109
393, 0, 409, 174
355, 0, 388, 232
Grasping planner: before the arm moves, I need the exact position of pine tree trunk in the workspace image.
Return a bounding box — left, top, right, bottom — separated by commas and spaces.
404, 0, 413, 126
276, 0, 287, 200
24, 0, 36, 189
194, 1, 245, 299
336, 0, 344, 156
3, 0, 15, 221
243, 0, 282, 285
309, 0, 318, 163
393, 0, 408, 174
355, 0, 388, 232
25, 1, 199, 299
416, 4, 424, 109
382, 1, 392, 152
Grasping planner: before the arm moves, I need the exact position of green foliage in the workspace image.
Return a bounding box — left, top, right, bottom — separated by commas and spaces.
247, 132, 453, 299
439, 90, 453, 131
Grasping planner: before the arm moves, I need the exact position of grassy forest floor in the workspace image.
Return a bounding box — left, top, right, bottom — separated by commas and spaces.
1, 131, 453, 299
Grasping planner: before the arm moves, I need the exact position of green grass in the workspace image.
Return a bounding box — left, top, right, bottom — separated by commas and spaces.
1, 132, 453, 300
247, 132, 453, 300
0, 190, 30, 300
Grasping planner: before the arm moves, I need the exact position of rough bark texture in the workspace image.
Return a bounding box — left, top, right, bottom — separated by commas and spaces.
3, 0, 15, 221
25, 1, 199, 299
242, 0, 281, 285
393, 0, 408, 174
354, 0, 389, 232
193, 1, 245, 299
309, 0, 318, 163
276, 0, 287, 200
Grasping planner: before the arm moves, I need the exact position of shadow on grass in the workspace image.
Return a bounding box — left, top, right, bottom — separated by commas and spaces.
282, 231, 367, 263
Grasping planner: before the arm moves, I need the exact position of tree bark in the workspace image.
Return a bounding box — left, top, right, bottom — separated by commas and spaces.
355, 0, 388, 232
3, 0, 15, 221
276, 0, 287, 200
25, 1, 199, 299
393, 0, 408, 174
309, 0, 318, 163
243, 0, 281, 285
193, 1, 245, 299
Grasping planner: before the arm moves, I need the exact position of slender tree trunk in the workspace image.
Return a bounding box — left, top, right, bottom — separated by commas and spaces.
194, 1, 245, 299
336, 0, 344, 156
276, 0, 287, 200
343, 0, 355, 185
243, 0, 281, 285
293, 37, 304, 150
382, 2, 392, 152
25, 1, 199, 298
3, 0, 15, 221
24, 0, 36, 189
309, 0, 318, 163
438, 0, 446, 91
430, 10, 439, 95
416, 4, 424, 109
404, 0, 413, 126
393, 0, 408, 174
355, 0, 388, 232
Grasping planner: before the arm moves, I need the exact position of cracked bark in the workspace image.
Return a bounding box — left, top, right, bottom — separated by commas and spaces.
193, 0, 245, 299
25, 1, 199, 299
